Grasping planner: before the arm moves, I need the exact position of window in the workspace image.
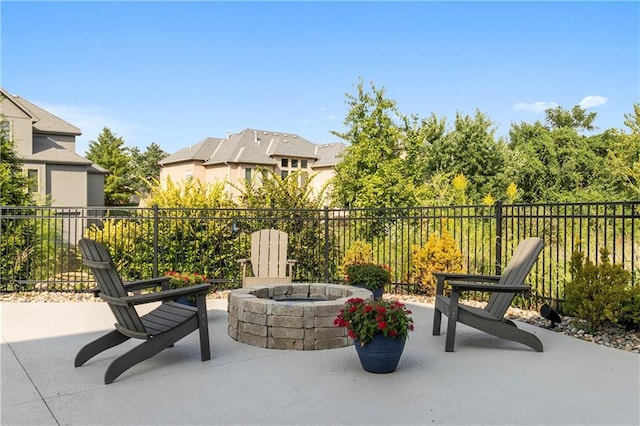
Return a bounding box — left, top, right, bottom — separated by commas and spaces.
245, 167, 252, 182
301, 160, 307, 168
281, 170, 288, 178
291, 159, 298, 168
185, 170, 193, 179
27, 169, 38, 193
281, 158, 288, 167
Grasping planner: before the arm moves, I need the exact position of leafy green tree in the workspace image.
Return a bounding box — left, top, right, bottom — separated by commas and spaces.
129, 142, 168, 197
606, 103, 640, 199
86, 127, 133, 205
425, 110, 505, 201
507, 106, 617, 202
331, 79, 401, 208
331, 79, 429, 208
544, 105, 597, 132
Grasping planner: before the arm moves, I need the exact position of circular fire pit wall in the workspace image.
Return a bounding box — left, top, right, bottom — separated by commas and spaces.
228, 284, 372, 350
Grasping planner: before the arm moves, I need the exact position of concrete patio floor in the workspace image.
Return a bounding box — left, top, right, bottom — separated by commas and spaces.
2, 298, 638, 425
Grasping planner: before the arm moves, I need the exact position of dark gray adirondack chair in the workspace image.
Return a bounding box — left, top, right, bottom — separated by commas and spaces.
76, 238, 211, 384
432, 237, 544, 352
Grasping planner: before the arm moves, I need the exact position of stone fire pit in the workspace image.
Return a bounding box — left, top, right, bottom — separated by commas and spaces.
227, 283, 372, 350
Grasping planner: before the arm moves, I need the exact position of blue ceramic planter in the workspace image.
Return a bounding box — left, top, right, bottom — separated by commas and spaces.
354, 334, 406, 374
174, 296, 197, 307
355, 286, 384, 300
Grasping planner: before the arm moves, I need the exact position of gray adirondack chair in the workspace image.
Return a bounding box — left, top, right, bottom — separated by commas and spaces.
237, 229, 297, 287
76, 238, 211, 384
432, 237, 544, 352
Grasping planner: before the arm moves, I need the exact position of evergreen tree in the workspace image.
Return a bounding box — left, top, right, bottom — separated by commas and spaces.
130, 142, 168, 196
86, 127, 133, 205
0, 116, 35, 287
0, 117, 32, 206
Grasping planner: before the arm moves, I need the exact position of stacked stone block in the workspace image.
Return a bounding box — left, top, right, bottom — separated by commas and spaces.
228, 283, 372, 350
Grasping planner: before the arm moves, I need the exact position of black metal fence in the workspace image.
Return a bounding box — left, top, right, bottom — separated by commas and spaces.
1, 201, 639, 308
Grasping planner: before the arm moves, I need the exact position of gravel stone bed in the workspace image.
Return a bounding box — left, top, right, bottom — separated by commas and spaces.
1, 291, 638, 354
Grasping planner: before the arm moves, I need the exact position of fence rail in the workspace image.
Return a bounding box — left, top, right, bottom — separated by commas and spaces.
1, 201, 639, 309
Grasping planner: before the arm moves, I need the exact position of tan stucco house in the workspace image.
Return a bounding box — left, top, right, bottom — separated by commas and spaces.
1, 88, 107, 207
159, 128, 345, 198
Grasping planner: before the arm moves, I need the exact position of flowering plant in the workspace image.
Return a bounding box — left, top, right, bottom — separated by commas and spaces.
345, 263, 391, 291
334, 297, 414, 345
165, 271, 208, 302
165, 271, 208, 288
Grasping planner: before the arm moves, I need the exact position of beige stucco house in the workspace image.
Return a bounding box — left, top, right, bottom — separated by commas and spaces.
1, 88, 107, 207
159, 128, 345, 198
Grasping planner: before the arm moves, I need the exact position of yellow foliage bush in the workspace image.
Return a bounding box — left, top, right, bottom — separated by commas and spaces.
340, 240, 374, 278
409, 229, 463, 296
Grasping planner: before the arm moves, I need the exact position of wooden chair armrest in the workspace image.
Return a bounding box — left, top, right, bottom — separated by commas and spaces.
448, 281, 531, 294
287, 259, 298, 265
433, 272, 501, 282
237, 258, 250, 264
123, 277, 171, 292
99, 283, 212, 306
434, 272, 502, 296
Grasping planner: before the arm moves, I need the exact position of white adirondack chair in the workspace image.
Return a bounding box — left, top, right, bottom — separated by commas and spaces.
237, 229, 297, 287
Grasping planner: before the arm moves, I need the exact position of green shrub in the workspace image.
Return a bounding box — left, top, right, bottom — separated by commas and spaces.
408, 229, 463, 296
345, 263, 390, 291
620, 283, 640, 331
564, 248, 631, 331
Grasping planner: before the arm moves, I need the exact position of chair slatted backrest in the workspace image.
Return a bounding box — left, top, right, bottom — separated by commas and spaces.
485, 237, 544, 318
250, 229, 289, 278
79, 239, 147, 336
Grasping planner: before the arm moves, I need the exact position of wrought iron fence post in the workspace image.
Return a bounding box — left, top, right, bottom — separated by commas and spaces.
153, 204, 159, 278
323, 206, 330, 282
495, 200, 503, 275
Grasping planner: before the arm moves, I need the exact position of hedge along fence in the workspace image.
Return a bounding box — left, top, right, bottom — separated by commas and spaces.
1, 201, 639, 310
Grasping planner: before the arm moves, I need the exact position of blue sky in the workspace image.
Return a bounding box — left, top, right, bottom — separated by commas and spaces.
2, 1, 638, 156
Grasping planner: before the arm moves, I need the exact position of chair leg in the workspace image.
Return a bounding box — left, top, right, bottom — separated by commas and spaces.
432, 304, 442, 336
75, 330, 130, 367
432, 275, 447, 336
196, 294, 211, 361
490, 321, 544, 352
104, 319, 198, 384
445, 290, 461, 352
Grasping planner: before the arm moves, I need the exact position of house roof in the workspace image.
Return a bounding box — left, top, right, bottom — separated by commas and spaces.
87, 163, 109, 174
162, 128, 343, 168
313, 142, 346, 167
24, 136, 92, 165
159, 137, 223, 165
2, 89, 82, 136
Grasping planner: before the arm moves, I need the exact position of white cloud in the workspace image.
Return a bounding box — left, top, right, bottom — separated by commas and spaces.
579, 95, 607, 109
512, 101, 559, 113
